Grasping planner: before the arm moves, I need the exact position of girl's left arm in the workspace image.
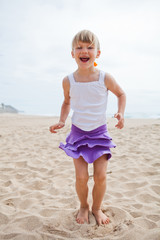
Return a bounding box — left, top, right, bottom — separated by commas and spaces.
105, 73, 126, 129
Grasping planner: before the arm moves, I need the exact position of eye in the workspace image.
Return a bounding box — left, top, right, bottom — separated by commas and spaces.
76, 46, 82, 49
88, 46, 94, 49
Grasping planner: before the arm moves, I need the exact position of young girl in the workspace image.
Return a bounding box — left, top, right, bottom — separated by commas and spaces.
50, 30, 126, 226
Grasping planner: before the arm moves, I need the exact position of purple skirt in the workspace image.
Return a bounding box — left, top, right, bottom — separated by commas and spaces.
59, 124, 116, 164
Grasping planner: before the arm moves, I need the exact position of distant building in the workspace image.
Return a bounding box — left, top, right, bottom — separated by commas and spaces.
0, 103, 19, 113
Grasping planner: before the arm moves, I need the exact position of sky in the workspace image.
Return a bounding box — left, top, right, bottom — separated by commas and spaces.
0, 0, 160, 116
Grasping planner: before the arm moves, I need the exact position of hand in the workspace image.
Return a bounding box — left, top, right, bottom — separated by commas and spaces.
49, 121, 65, 133
114, 113, 124, 129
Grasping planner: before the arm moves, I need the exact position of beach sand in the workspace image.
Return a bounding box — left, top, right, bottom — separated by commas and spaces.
0, 114, 160, 240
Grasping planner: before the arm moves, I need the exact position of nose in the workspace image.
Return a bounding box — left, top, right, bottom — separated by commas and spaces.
81, 47, 88, 53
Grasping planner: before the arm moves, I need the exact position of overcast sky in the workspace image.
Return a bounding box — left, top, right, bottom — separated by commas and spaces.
0, 0, 160, 115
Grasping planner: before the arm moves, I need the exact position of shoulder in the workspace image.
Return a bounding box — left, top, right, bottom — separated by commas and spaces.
104, 72, 115, 82
62, 76, 70, 89
63, 76, 70, 85
103, 72, 116, 90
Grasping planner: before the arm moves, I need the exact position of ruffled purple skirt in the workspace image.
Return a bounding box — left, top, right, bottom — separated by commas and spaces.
59, 124, 116, 164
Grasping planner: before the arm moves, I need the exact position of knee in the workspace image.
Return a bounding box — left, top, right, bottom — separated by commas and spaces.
76, 174, 89, 185
94, 173, 106, 184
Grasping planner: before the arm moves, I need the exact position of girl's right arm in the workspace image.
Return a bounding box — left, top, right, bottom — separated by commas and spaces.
50, 77, 70, 133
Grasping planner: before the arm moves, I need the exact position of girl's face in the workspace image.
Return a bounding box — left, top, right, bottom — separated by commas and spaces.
71, 41, 101, 69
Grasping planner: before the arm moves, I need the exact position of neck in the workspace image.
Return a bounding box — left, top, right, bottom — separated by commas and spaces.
76, 67, 97, 76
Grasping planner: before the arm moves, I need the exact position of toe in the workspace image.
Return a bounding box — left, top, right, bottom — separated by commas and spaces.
103, 217, 109, 224
76, 217, 84, 224
106, 218, 110, 224
77, 218, 81, 224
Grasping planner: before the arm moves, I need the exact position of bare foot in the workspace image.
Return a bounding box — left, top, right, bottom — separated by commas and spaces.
92, 209, 109, 225
76, 207, 89, 224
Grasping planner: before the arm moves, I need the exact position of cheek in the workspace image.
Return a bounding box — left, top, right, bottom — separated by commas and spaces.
92, 50, 98, 56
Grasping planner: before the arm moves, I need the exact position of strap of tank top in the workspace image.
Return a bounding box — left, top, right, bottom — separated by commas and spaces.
68, 73, 75, 85
68, 71, 106, 85
99, 70, 106, 85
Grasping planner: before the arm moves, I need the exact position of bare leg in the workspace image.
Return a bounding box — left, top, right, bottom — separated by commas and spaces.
92, 155, 109, 225
73, 157, 89, 224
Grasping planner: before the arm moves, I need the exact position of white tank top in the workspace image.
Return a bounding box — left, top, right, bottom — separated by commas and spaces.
68, 70, 108, 131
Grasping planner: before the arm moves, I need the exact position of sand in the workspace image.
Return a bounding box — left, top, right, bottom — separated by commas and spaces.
0, 114, 160, 240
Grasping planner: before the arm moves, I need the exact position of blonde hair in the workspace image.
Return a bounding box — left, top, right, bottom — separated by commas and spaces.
72, 30, 100, 50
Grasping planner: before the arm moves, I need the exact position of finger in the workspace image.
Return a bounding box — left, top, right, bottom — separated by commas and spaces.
115, 123, 123, 129
50, 129, 55, 133
49, 127, 57, 133
115, 123, 121, 128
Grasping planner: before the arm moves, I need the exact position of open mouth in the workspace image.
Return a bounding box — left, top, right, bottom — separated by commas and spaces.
80, 57, 90, 62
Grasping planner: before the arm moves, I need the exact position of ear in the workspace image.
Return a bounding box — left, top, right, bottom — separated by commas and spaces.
71, 50, 75, 58
96, 50, 101, 58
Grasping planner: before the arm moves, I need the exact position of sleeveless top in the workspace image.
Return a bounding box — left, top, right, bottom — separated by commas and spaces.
68, 70, 108, 131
